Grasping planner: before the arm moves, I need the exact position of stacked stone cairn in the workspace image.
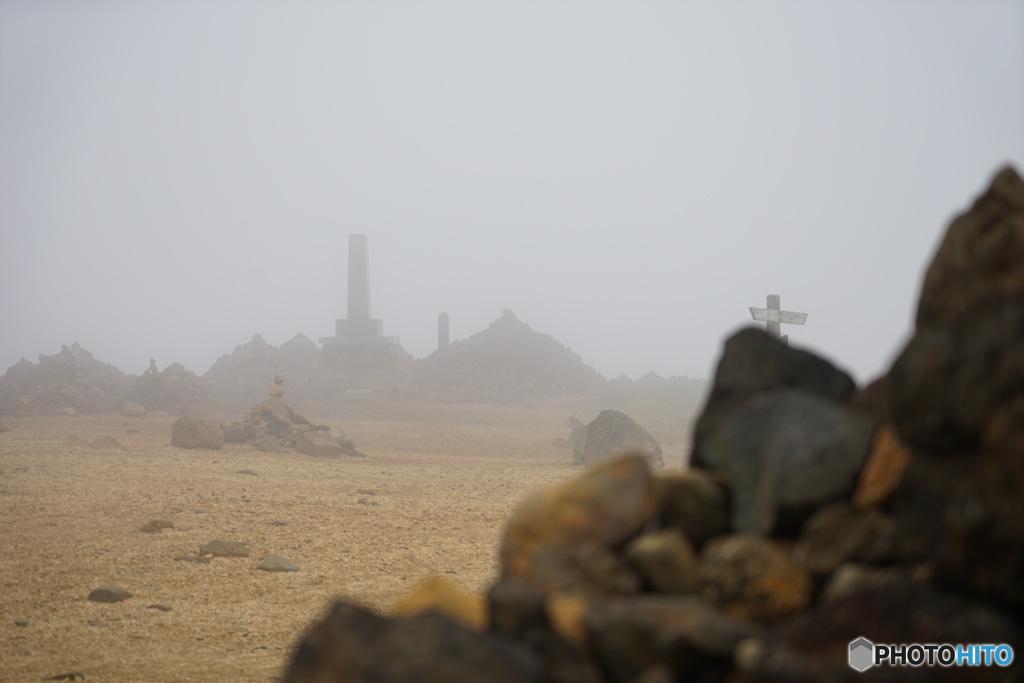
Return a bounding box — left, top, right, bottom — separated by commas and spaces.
222, 375, 363, 458
284, 167, 1024, 682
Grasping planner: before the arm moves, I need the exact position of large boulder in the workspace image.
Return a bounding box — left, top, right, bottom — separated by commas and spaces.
170, 416, 224, 450
294, 429, 345, 458
886, 165, 1024, 607
582, 410, 664, 469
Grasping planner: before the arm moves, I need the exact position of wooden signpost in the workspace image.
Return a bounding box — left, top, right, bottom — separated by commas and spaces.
749, 294, 807, 344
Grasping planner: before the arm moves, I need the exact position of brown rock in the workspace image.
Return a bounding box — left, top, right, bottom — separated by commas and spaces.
584, 596, 762, 682
170, 416, 223, 450
499, 454, 657, 597
392, 576, 487, 631
625, 529, 700, 594
257, 554, 298, 572
699, 535, 811, 623
656, 470, 730, 547
139, 519, 174, 533
283, 602, 542, 683
852, 423, 910, 509
792, 503, 895, 575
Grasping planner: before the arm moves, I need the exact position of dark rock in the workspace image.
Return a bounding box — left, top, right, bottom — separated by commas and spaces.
882, 167, 1024, 609
566, 416, 588, 449
699, 535, 811, 623
283, 601, 542, 683
146, 604, 173, 612
235, 469, 259, 476
487, 579, 603, 683
656, 469, 731, 547
139, 519, 174, 533
583, 409, 664, 469
87, 586, 132, 603
170, 416, 224, 450
624, 529, 700, 594
0, 343, 132, 416
692, 327, 857, 468
294, 430, 345, 458
223, 421, 262, 443
698, 390, 875, 535
258, 554, 298, 572
743, 577, 1024, 682
499, 454, 656, 597
198, 540, 250, 557
174, 554, 211, 564
90, 435, 126, 450
584, 595, 762, 683
255, 435, 288, 453
792, 503, 896, 575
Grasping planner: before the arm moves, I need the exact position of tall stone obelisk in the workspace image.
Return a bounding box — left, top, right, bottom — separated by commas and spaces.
319, 234, 399, 386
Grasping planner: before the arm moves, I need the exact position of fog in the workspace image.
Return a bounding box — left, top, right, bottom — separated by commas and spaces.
2, 2, 1022, 383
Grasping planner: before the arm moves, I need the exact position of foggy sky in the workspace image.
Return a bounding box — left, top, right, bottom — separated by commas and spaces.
2, 2, 1023, 384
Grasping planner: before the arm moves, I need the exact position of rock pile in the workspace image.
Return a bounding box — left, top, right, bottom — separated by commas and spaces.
202, 333, 320, 411
284, 166, 1024, 682
408, 309, 606, 403
0, 343, 132, 416
223, 375, 363, 457
122, 358, 205, 416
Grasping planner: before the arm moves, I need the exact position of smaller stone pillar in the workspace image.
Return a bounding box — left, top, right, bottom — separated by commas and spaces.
438, 312, 450, 350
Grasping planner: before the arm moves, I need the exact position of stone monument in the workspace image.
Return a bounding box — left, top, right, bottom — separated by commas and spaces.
319, 234, 400, 390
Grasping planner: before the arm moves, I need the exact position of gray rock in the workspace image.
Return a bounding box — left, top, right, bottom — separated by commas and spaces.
258, 554, 298, 572
566, 415, 588, 449
199, 540, 250, 557
223, 421, 259, 443
583, 410, 663, 469
255, 435, 288, 453
294, 430, 345, 458
692, 327, 857, 469
174, 554, 211, 564
139, 519, 174, 533
625, 529, 700, 594
170, 416, 224, 450
88, 586, 132, 603
699, 390, 875, 535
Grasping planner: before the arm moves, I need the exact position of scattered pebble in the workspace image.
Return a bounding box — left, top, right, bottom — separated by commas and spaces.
269, 520, 288, 526
199, 540, 250, 557
139, 519, 175, 533
236, 469, 259, 476
356, 488, 377, 495
257, 555, 299, 572
174, 554, 211, 564
14, 646, 31, 656
14, 619, 31, 627
87, 586, 132, 603
147, 604, 173, 612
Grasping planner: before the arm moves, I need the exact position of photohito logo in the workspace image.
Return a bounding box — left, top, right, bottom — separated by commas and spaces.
848, 637, 1015, 671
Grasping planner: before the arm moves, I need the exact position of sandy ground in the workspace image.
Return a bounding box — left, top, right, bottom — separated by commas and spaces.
0, 405, 687, 682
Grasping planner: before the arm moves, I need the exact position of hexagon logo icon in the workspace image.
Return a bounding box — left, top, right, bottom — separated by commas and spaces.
849, 637, 875, 672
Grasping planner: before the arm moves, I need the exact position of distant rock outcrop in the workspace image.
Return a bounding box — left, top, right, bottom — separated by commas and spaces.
0, 343, 132, 416
408, 309, 605, 403
203, 333, 319, 411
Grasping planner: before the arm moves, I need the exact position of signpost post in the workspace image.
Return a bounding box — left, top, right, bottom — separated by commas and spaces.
749, 294, 807, 344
